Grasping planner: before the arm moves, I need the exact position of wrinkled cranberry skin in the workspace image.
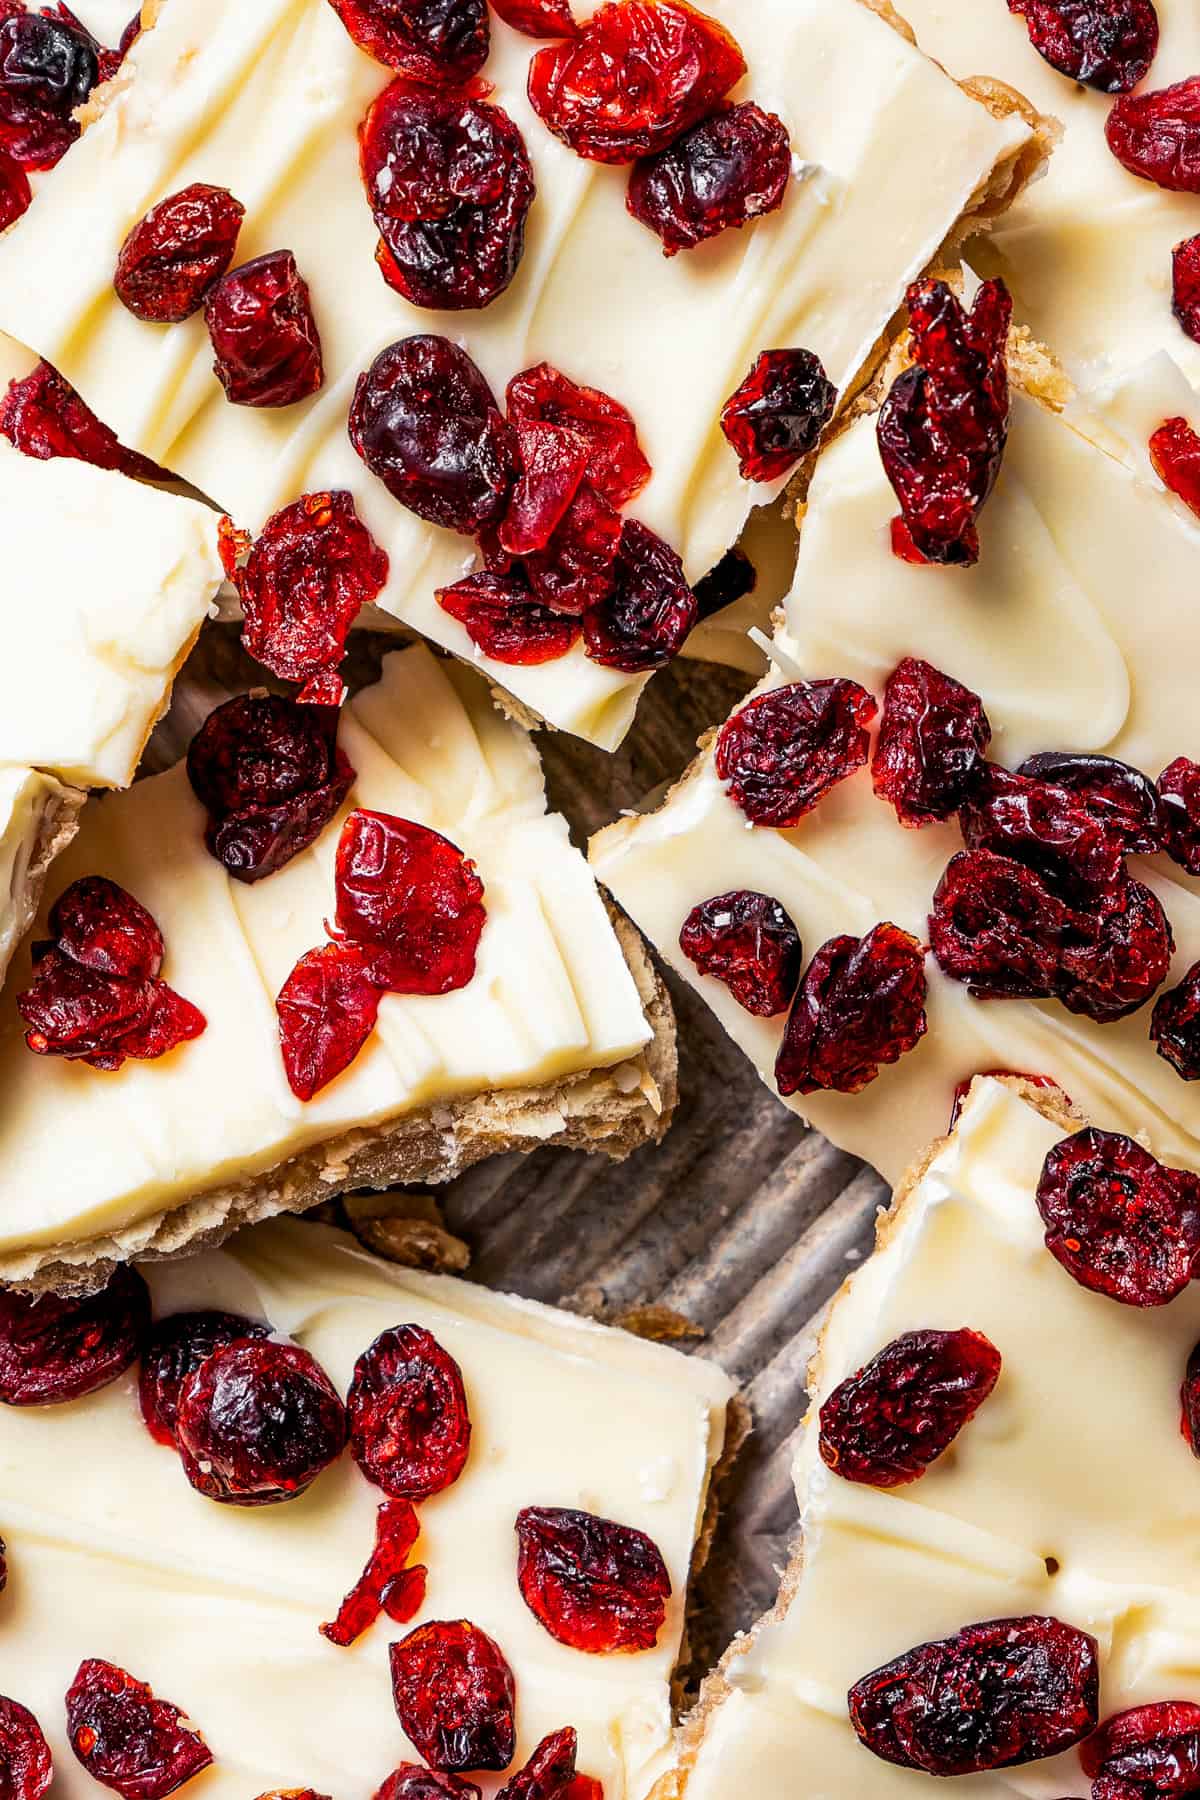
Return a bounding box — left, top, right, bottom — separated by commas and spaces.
819, 1328, 1002, 1488
1106, 77, 1200, 191
775, 923, 927, 1098
1056, 877, 1173, 1023
1150, 415, 1200, 516
374, 1771, 482, 1800
1172, 237, 1200, 345
872, 657, 992, 827
1082, 1701, 1200, 1799
205, 250, 324, 407
848, 1616, 1099, 1776
506, 363, 650, 511
1016, 750, 1166, 855
500, 420, 591, 557
277, 941, 381, 1101
628, 102, 792, 257
335, 809, 486, 995
582, 519, 697, 671
720, 348, 836, 485
0, 147, 29, 227
1037, 1127, 1200, 1307
527, 0, 746, 164
1153, 961, 1200, 1081
176, 1338, 348, 1506
959, 764, 1127, 908
1159, 757, 1200, 875
66, 1661, 212, 1800
0, 1267, 148, 1407
1183, 1345, 1200, 1455
138, 1310, 269, 1448
929, 850, 1066, 1000
0, 5, 97, 169
114, 184, 245, 323
390, 1621, 516, 1773
50, 876, 162, 982
321, 1498, 427, 1647
679, 889, 802, 1017
715, 679, 877, 830
491, 0, 577, 37
350, 336, 517, 533
437, 569, 581, 664
525, 481, 622, 615
0, 360, 169, 482
878, 278, 1012, 567
0, 1696, 52, 1800
1006, 0, 1159, 93
515, 1508, 671, 1653
496, 1731, 577, 1800
349, 1323, 472, 1499
328, 0, 490, 84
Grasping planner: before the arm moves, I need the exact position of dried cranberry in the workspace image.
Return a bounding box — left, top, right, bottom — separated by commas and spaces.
1056, 877, 1173, 1023
491, 0, 576, 37
505, 363, 650, 511
515, 1508, 671, 1653
1159, 757, 1200, 874
715, 679, 876, 829
437, 569, 581, 664
1183, 1343, 1200, 1454
1036, 1127, 1200, 1306
959, 764, 1127, 908
527, 0, 746, 164
877, 277, 1012, 566
495, 1731, 577, 1800
375, 1772, 481, 1800
350, 336, 517, 533
390, 1621, 516, 1772
0, 146, 28, 226
66, 1660, 212, 1800
1016, 750, 1165, 855
819, 1328, 1001, 1488
176, 1337, 347, 1505
321, 1499, 427, 1647
0, 360, 169, 482
500, 421, 591, 556
775, 923, 927, 1098
627, 101, 791, 257
0, 1696, 52, 1800
872, 657, 991, 827
564, 1781, 602, 1800
49, 876, 162, 981
0, 1267, 147, 1406
348, 1322, 471, 1498
0, 1536, 5, 1592
138, 1311, 269, 1448
276, 941, 382, 1101
1006, 0, 1158, 92
1172, 237, 1200, 347
328, 0, 489, 83
693, 546, 755, 617
0, 4, 98, 169
524, 481, 622, 614
334, 809, 486, 995
1150, 415, 1200, 515
950, 1068, 1063, 1127
1082, 1701, 1200, 1798
114, 184, 245, 323
679, 889, 802, 1017
582, 519, 697, 671
204, 250, 323, 408
848, 1616, 1099, 1775
929, 850, 1066, 1000
720, 348, 836, 485
1107, 76, 1200, 190
1153, 961, 1200, 1080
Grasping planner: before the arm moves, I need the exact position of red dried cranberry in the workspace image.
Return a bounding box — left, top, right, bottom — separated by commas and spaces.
583, 519, 697, 671
525, 481, 622, 614
321, 1499, 427, 1647
375, 1772, 482, 1800
505, 363, 650, 511
775, 923, 927, 1098
1106, 77, 1200, 190
334, 809, 486, 995
49, 876, 162, 981
187, 694, 355, 884
0, 4, 98, 169
627, 101, 791, 257
176, 1337, 347, 1505
389, 1621, 516, 1772
515, 1508, 671, 1653
958, 764, 1127, 907
720, 348, 836, 485
715, 679, 876, 829
1150, 415, 1200, 514
437, 569, 582, 664
848, 1616, 1099, 1775
527, 0, 746, 164
872, 657, 992, 827
350, 336, 517, 533
877, 278, 1012, 566
1153, 961, 1200, 1080
66, 1660, 212, 1800
1037, 1127, 1200, 1306
328, 0, 489, 83
1006, 0, 1158, 92
679, 889, 802, 1017
1056, 877, 1173, 1023
114, 184, 245, 323
0, 1535, 5, 1592
1183, 1342, 1200, 1454
349, 1322, 472, 1498
1160, 757, 1200, 874
564, 1781, 602, 1800
496, 1731, 577, 1800
0, 1696, 52, 1800
950, 1069, 1064, 1127
0, 1267, 148, 1406
819, 1327, 1001, 1488
693, 546, 755, 617
1016, 750, 1165, 855
494, 0, 576, 33
0, 360, 169, 482
276, 941, 382, 1101
204, 250, 323, 408
929, 850, 1066, 1000
500, 421, 591, 556
1172, 237, 1200, 345
1081, 1701, 1200, 1798
138, 1311, 269, 1448
0, 146, 28, 226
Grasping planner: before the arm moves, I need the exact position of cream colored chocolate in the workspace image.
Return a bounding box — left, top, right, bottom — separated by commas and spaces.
0, 1215, 734, 1800
592, 357, 1200, 1186
0, 643, 663, 1284
0, 767, 82, 984
670, 1077, 1200, 1799
0, 0, 1038, 748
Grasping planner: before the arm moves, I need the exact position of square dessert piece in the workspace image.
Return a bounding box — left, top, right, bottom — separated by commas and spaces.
0, 0, 1040, 748
671, 1075, 1200, 1798
0, 1213, 734, 1800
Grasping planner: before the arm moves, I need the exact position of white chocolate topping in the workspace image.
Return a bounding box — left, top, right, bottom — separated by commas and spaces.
0, 765, 77, 980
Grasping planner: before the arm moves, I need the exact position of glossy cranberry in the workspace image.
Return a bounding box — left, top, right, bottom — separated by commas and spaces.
775, 923, 927, 1098
1153, 961, 1200, 1080
958, 764, 1127, 907
0, 1267, 148, 1406
390, 1621, 516, 1772
693, 546, 755, 617
1006, 0, 1159, 92
176, 1337, 347, 1505
1056, 877, 1173, 1023
1106, 76, 1200, 190
819, 1328, 1002, 1488
490, 0, 577, 37
374, 1771, 482, 1800
1082, 1701, 1200, 1798
349, 1323, 472, 1499
1150, 415, 1200, 516
437, 569, 581, 664
276, 941, 382, 1101
66, 1661, 212, 1800
524, 481, 622, 614
500, 420, 591, 556
872, 657, 992, 827
1159, 757, 1200, 874
929, 850, 1066, 1000
138, 1310, 269, 1448
506, 363, 650, 510
0, 1696, 52, 1800
0, 360, 170, 482
495, 1731, 577, 1800
0, 4, 97, 169
516, 1508, 671, 1653
1171, 236, 1200, 348
114, 184, 245, 323
582, 519, 697, 671
1037, 1127, 1200, 1306
321, 1499, 427, 1646
715, 679, 876, 829
679, 889, 802, 1016
1183, 1343, 1200, 1458
1016, 750, 1166, 855
49, 876, 162, 981
627, 101, 791, 256
0, 146, 28, 226
328, 0, 489, 83
204, 250, 323, 407
720, 348, 836, 484
334, 809, 486, 995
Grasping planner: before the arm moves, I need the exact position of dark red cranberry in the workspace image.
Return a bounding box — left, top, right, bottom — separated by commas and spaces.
66, 1661, 212, 1800
328, 0, 489, 83
693, 546, 755, 617
627, 101, 791, 257
176, 1337, 347, 1505
0, 146, 29, 226
958, 763, 1127, 907
505, 363, 650, 511
349, 335, 517, 533
348, 1322, 472, 1499
1056, 877, 1173, 1023
1106, 76, 1200, 191
1173, 236, 1200, 346
0, 1267, 148, 1406
1081, 1700, 1200, 1798
720, 348, 836, 484
374, 1770, 481, 1800
490, 0, 577, 36
1153, 960, 1200, 1080
515, 1507, 671, 1653
582, 519, 697, 671
872, 657, 992, 827
1006, 0, 1159, 92
1150, 414, 1200, 515
204, 250, 324, 408
1159, 757, 1200, 874
775, 923, 927, 1098
929, 849, 1066, 1000
49, 876, 162, 981
500, 420, 591, 556
437, 569, 581, 664
321, 1499, 427, 1647
276, 941, 381, 1101
0, 4, 97, 169
1016, 750, 1166, 854
389, 1621, 516, 1772
0, 1696, 52, 1800
877, 277, 1011, 566
0, 360, 170, 482
114, 184, 245, 323
138, 1310, 269, 1448
714, 679, 876, 829
1183, 1343, 1200, 1455
679, 889, 802, 1017
524, 481, 622, 615
819, 1327, 1002, 1488
495, 1731, 577, 1800
848, 1616, 1099, 1775
1037, 1127, 1200, 1306
527, 0, 746, 164
334, 809, 486, 995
